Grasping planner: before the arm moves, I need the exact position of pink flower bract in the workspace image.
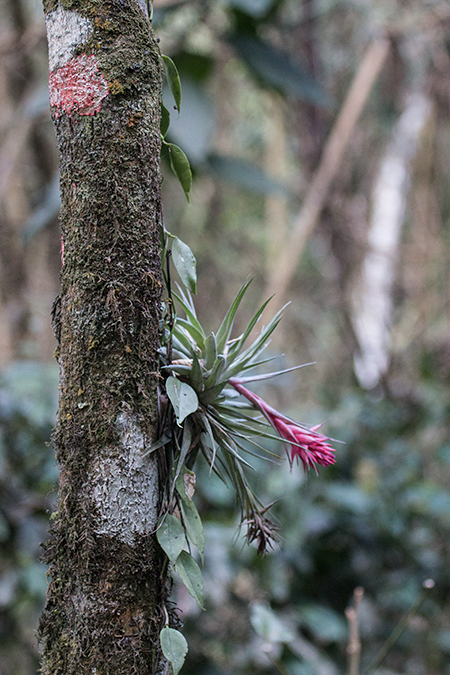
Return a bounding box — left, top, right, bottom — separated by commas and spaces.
229, 377, 336, 472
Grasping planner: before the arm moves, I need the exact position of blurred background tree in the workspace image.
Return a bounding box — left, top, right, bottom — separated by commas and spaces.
1, 0, 450, 673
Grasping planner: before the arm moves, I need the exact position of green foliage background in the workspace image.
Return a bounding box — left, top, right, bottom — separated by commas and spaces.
1, 0, 450, 673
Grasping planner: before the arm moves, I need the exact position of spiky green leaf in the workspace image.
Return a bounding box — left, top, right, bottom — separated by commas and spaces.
226, 296, 273, 363
203, 333, 217, 370
198, 382, 227, 405
215, 279, 253, 352
204, 355, 227, 389
172, 237, 197, 294
175, 318, 204, 351
171, 331, 195, 358
190, 352, 204, 392
231, 363, 315, 383
221, 306, 286, 381
173, 291, 203, 335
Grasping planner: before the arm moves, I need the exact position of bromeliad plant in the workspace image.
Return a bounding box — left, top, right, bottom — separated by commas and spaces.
158, 239, 337, 551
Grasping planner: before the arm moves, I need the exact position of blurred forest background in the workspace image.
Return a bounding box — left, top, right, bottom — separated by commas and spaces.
1, 0, 450, 673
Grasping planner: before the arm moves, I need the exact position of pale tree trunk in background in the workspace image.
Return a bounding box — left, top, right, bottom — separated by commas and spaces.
0, 0, 34, 365
351, 92, 432, 389
262, 38, 389, 316
39, 1, 168, 673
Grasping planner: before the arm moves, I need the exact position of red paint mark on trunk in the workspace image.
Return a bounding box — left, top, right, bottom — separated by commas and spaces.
49, 54, 109, 118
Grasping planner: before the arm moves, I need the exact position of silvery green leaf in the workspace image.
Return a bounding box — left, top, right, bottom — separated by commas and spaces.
250, 603, 294, 644
160, 103, 170, 138
226, 296, 273, 363
162, 364, 194, 377
173, 290, 203, 334
203, 333, 217, 370
175, 318, 204, 350
176, 550, 204, 609
215, 278, 253, 352
172, 237, 196, 293
204, 355, 227, 389
166, 376, 198, 426
173, 421, 193, 488
167, 143, 192, 202
160, 627, 188, 675
171, 331, 195, 357
230, 363, 315, 384
190, 352, 204, 392
198, 382, 227, 405
162, 54, 182, 113
180, 499, 205, 564
156, 514, 186, 563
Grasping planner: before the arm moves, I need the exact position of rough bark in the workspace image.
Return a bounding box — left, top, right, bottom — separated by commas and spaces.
39, 1, 168, 673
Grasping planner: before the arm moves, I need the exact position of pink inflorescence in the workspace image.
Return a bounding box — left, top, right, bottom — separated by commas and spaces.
49, 54, 109, 118
229, 377, 336, 472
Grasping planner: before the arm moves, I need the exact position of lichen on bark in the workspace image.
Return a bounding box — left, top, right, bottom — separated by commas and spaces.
39, 1, 168, 673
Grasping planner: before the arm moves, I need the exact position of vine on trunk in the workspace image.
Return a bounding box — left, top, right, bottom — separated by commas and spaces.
157, 56, 340, 674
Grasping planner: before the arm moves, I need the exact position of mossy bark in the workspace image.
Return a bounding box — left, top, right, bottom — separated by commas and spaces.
39, 2, 168, 673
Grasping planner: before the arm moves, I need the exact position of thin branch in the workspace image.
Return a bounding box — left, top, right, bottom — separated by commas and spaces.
346, 587, 364, 675
362, 579, 435, 675
263, 36, 390, 313
0, 88, 36, 199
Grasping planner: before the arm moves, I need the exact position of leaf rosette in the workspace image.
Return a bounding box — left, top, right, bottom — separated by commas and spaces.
158, 236, 326, 553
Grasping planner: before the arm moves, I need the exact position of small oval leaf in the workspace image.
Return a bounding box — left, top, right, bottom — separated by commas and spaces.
180, 499, 205, 563
166, 376, 199, 425
160, 627, 188, 675
250, 603, 294, 644
173, 423, 193, 487
156, 513, 186, 563
176, 550, 204, 609
175, 468, 196, 502
160, 103, 170, 138
228, 34, 333, 108
162, 54, 182, 113
167, 143, 192, 201
183, 472, 196, 500
172, 237, 197, 294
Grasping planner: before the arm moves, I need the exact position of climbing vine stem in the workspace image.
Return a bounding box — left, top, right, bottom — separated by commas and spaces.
157, 52, 340, 675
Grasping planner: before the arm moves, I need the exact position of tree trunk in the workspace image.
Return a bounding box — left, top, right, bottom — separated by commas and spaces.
39, 1, 167, 673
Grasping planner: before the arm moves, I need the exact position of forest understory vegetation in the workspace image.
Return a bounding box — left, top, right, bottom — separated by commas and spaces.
0, 0, 450, 673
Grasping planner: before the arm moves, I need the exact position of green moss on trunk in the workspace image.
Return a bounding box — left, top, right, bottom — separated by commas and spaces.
39, 2, 168, 673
